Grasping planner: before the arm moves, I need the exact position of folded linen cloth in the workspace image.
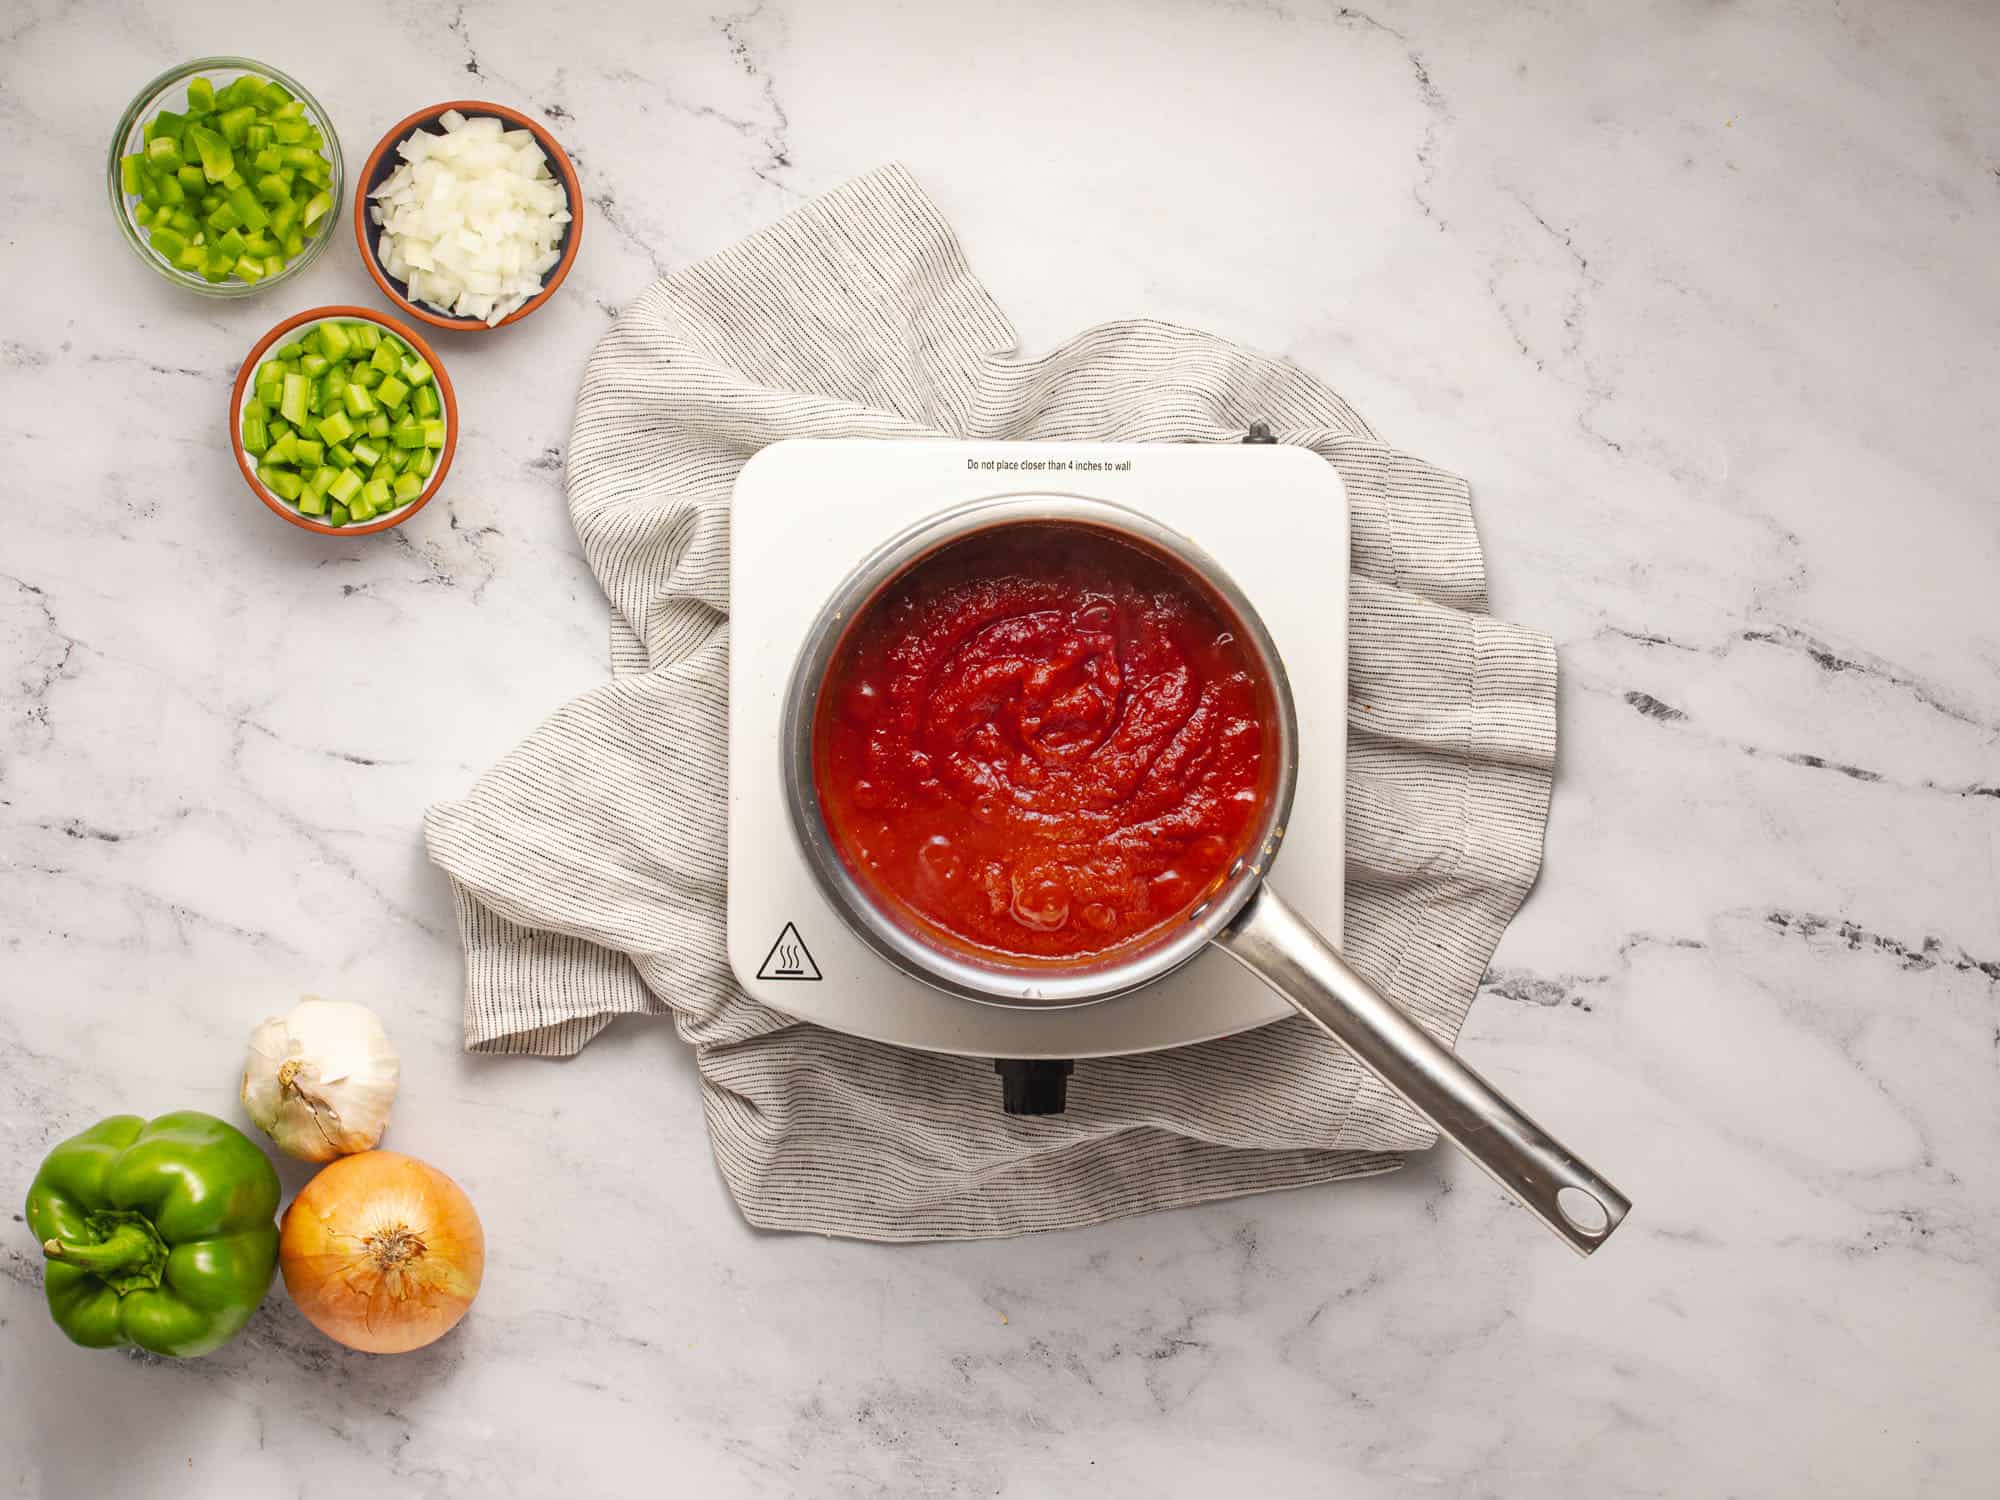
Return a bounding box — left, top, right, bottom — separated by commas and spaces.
424, 164, 1557, 1241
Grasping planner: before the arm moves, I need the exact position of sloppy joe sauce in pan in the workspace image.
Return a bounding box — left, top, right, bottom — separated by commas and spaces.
812, 523, 1274, 965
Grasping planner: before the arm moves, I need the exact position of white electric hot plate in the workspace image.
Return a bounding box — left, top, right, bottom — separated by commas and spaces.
726, 439, 1349, 1059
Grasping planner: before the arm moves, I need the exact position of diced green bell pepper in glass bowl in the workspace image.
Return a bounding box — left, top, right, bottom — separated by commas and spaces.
109, 58, 342, 296
238, 316, 448, 529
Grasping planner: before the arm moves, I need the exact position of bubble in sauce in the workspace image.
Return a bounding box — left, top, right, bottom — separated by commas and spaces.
1010, 868, 1071, 932
916, 834, 963, 893
844, 678, 884, 724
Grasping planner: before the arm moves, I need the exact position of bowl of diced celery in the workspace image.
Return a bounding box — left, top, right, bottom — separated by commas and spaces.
232, 308, 455, 535
110, 57, 342, 295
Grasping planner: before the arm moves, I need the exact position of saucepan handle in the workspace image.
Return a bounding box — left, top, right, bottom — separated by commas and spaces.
1211, 884, 1631, 1256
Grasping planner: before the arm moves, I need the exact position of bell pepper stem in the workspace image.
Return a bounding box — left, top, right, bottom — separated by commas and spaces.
42, 1212, 171, 1293
43, 1222, 157, 1275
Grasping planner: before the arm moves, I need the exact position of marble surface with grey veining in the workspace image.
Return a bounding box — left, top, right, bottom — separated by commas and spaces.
3, 1, 1996, 1495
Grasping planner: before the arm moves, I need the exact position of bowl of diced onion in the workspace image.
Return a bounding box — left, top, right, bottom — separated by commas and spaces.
355, 100, 582, 331
230, 305, 457, 536
109, 56, 343, 296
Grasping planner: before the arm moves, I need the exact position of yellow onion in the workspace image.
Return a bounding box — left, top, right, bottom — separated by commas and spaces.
280, 1151, 484, 1354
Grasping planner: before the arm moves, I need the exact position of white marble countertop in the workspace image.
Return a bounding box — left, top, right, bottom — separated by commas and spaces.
5, 1, 1996, 1495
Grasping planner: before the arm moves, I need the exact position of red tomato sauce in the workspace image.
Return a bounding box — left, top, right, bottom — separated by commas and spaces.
813, 523, 1270, 963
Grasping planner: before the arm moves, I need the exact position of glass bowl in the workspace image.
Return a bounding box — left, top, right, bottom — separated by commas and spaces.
108, 56, 344, 298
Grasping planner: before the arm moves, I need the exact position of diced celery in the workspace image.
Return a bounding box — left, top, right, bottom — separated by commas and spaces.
350, 439, 382, 468
369, 346, 400, 376
292, 438, 324, 468
401, 357, 433, 387
351, 322, 381, 352
342, 383, 376, 417
365, 413, 390, 439
391, 422, 423, 450
413, 449, 437, 479
376, 375, 409, 409
300, 352, 328, 376
328, 501, 349, 527
360, 476, 392, 512
411, 384, 441, 419
275, 341, 304, 360
327, 469, 363, 504
296, 483, 326, 516
265, 431, 298, 466
241, 409, 269, 452
267, 470, 305, 502
309, 466, 339, 496
279, 373, 308, 426
392, 473, 423, 503
316, 410, 354, 445
328, 443, 355, 468
255, 377, 282, 410
318, 320, 353, 360
420, 419, 446, 448
353, 363, 383, 389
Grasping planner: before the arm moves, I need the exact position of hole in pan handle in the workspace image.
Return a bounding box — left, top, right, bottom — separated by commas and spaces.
1211, 883, 1632, 1256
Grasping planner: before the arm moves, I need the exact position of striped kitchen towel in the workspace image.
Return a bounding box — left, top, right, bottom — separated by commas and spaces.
424, 164, 1557, 1240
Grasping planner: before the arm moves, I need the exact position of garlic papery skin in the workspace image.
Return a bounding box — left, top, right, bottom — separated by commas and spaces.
241, 998, 401, 1163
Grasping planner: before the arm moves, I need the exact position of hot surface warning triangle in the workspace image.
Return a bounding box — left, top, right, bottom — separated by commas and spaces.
756, 922, 822, 981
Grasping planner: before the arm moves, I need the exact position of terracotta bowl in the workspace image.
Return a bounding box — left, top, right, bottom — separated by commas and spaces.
230, 304, 458, 536
353, 99, 582, 332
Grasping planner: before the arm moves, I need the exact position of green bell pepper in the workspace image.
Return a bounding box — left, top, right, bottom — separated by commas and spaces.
25, 1112, 280, 1358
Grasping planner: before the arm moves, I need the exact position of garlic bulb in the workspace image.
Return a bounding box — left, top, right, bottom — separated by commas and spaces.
241, 998, 400, 1162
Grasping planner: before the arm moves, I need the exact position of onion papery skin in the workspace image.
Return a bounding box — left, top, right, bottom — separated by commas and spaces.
280, 1151, 484, 1354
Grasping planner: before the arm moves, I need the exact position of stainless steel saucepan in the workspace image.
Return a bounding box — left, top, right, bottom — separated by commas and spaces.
782, 493, 1630, 1255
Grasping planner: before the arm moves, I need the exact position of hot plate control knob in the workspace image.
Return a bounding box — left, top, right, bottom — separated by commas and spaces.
995, 1059, 1075, 1115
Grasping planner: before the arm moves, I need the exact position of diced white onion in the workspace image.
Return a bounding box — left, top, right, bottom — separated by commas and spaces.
369, 112, 569, 327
